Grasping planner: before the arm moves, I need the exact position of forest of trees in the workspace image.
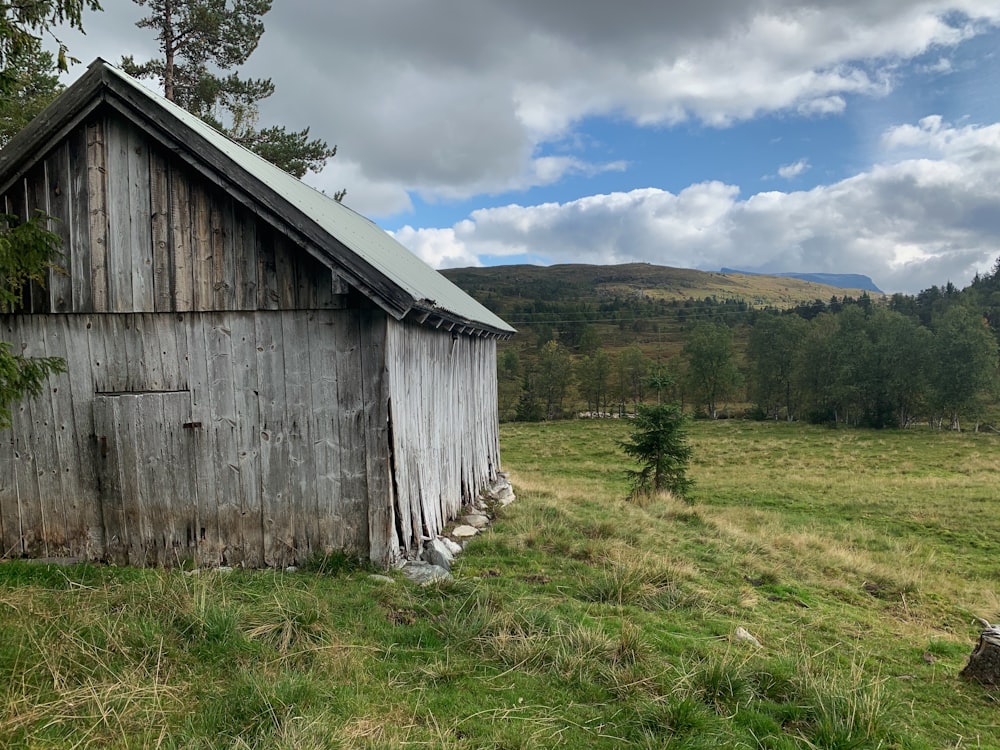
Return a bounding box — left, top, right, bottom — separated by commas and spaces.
496, 260, 1000, 431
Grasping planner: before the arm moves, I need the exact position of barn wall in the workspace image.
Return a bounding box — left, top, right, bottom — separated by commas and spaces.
0, 309, 377, 567
2, 111, 341, 315
384, 319, 500, 554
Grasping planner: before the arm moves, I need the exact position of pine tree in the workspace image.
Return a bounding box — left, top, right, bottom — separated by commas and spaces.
0, 0, 101, 82
122, 0, 342, 183
620, 403, 693, 501
0, 37, 62, 146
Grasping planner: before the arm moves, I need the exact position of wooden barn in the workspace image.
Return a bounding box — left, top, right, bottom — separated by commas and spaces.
0, 59, 514, 568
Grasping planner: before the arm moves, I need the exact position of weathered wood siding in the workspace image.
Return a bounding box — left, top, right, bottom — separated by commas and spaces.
385, 320, 500, 554
1, 104, 506, 567
3, 110, 340, 315
0, 310, 376, 566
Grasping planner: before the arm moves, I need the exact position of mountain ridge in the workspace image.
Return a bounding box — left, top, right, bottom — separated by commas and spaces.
719, 268, 882, 293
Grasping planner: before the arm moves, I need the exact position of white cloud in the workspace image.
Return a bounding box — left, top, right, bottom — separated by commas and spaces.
57, 1, 999, 214
393, 118, 1000, 293
778, 159, 810, 179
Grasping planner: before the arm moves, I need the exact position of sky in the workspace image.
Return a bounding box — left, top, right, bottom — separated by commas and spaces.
53, 1, 1000, 294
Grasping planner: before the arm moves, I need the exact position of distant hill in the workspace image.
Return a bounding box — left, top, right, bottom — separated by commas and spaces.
442, 262, 880, 312
720, 268, 882, 293
440, 262, 882, 360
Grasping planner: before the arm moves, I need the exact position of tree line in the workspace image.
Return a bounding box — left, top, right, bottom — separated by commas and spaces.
501, 260, 1000, 431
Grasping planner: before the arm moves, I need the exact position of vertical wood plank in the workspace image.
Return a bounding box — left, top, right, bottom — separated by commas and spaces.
281, 311, 317, 559
233, 210, 258, 310
185, 315, 220, 564
35, 318, 72, 556
126, 123, 154, 312
205, 315, 242, 565
121, 314, 148, 392
87, 119, 109, 312
256, 225, 279, 310
23, 167, 50, 313
273, 233, 297, 309
335, 309, 368, 554
190, 183, 213, 310
360, 309, 392, 565
0, 406, 16, 557
211, 197, 236, 310
60, 314, 103, 557
45, 143, 74, 312
230, 314, 263, 566
104, 116, 133, 312
68, 124, 93, 312
92, 395, 128, 565
150, 150, 173, 312
256, 311, 293, 566
117, 394, 144, 564
169, 166, 194, 311
9, 321, 47, 557
308, 310, 344, 553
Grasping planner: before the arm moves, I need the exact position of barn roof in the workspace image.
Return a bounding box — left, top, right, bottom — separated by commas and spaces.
0, 59, 514, 337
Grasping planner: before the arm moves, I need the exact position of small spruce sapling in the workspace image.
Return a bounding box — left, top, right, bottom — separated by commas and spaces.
620, 402, 694, 501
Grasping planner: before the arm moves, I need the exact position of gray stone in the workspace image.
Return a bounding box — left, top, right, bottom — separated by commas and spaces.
461, 513, 490, 529
368, 574, 396, 584
403, 563, 452, 585
423, 537, 454, 571
451, 524, 479, 539
440, 537, 463, 556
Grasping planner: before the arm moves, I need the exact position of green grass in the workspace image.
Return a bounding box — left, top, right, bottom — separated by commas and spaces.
1, 419, 999, 747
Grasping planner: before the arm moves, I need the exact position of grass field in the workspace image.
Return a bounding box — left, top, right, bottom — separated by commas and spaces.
1, 420, 998, 748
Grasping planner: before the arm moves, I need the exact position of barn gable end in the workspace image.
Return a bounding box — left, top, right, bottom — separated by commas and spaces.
0, 60, 513, 567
